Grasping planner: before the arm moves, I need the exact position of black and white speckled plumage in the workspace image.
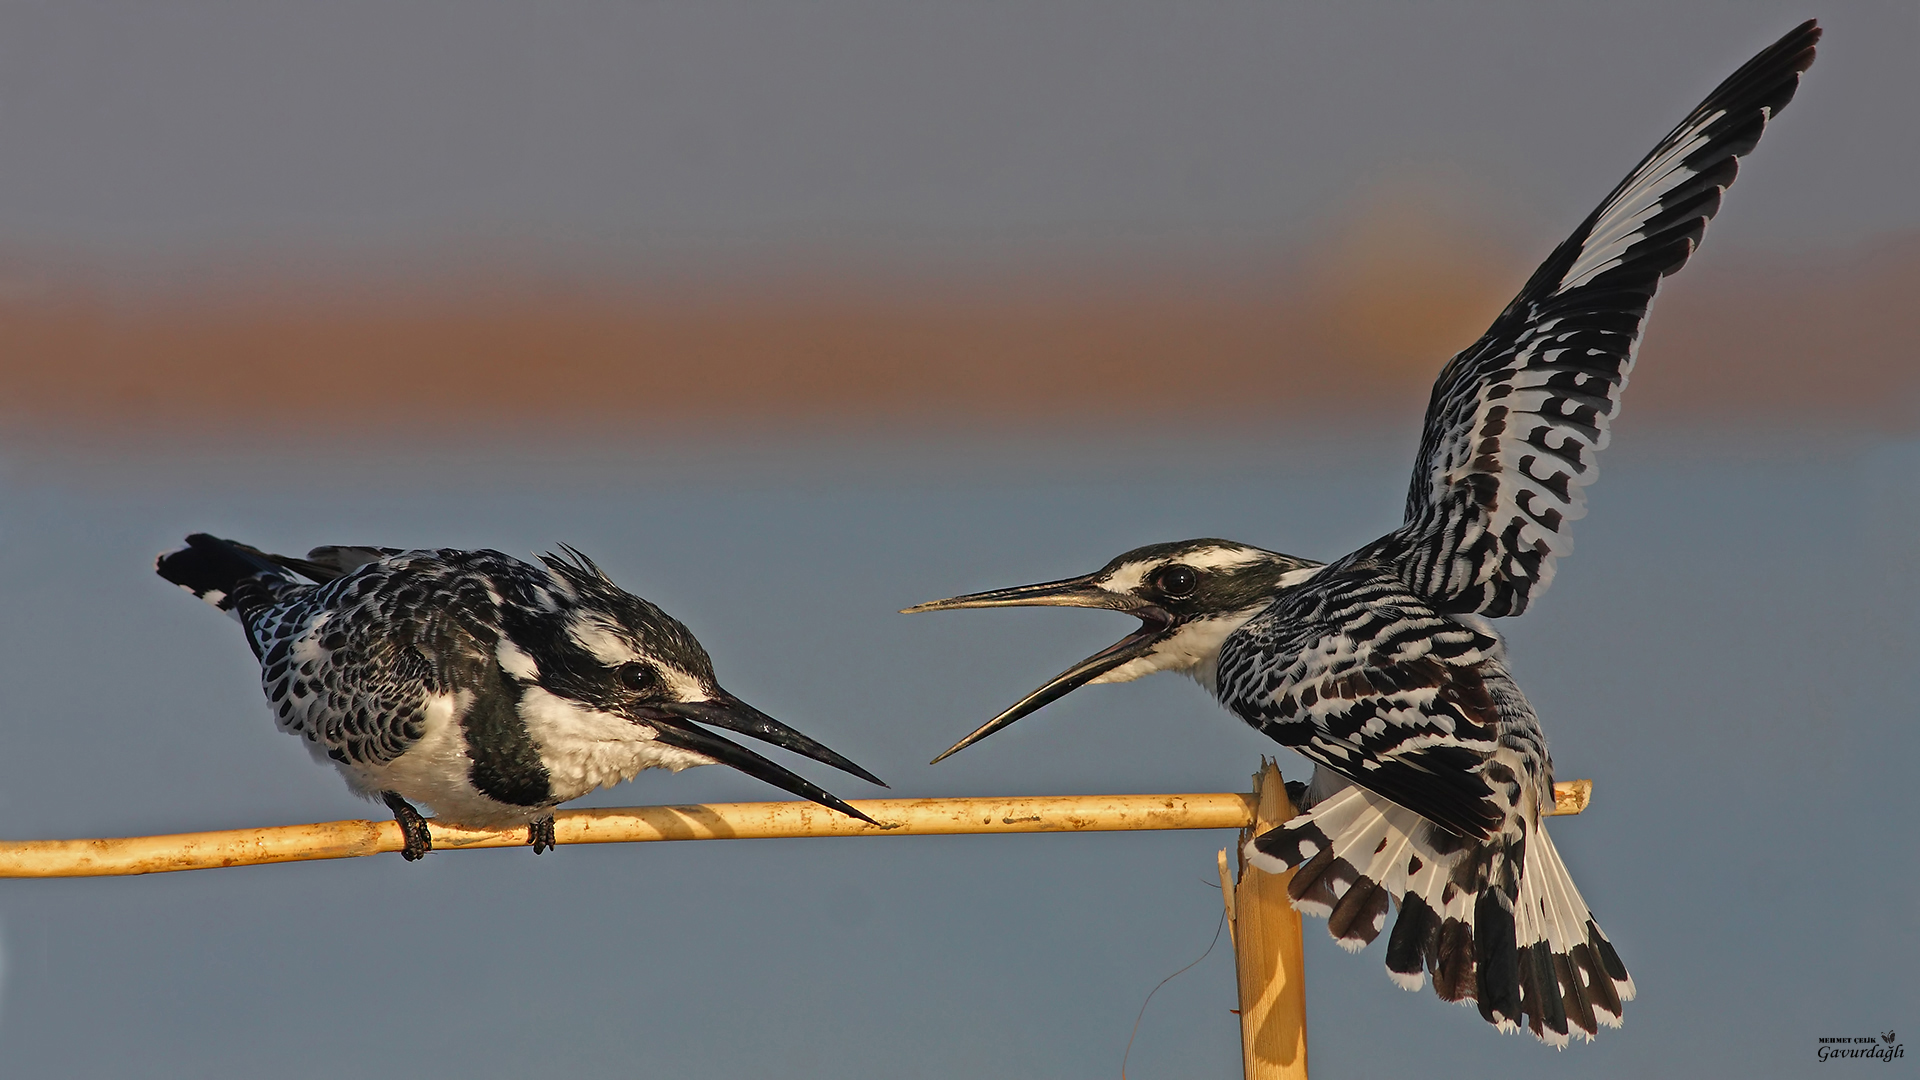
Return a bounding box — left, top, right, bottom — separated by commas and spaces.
1373, 21, 1820, 619
1213, 557, 1630, 1042
911, 23, 1815, 1046
159, 534, 882, 858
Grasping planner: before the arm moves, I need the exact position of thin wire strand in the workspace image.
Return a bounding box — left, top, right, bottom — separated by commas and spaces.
1120, 902, 1229, 1080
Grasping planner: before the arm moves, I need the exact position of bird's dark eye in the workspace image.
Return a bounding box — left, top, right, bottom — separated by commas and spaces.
617, 663, 659, 693
1151, 564, 1199, 599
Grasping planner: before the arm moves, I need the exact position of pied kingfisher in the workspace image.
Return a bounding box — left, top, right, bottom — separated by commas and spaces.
159, 534, 884, 860
906, 22, 1817, 1045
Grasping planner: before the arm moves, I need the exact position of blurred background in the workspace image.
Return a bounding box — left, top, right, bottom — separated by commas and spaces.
0, 3, 1913, 1077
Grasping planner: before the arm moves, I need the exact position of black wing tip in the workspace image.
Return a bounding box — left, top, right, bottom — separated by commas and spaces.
1615, 20, 1821, 274
1704, 19, 1820, 121
1778, 19, 1821, 73
1497, 17, 1821, 323
1730, 19, 1821, 82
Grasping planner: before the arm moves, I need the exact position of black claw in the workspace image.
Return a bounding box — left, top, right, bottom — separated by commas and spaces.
528, 816, 557, 855
382, 791, 433, 861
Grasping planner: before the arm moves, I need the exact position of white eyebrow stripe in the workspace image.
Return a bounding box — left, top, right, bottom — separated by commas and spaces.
568, 619, 634, 665
1104, 546, 1271, 591
1102, 564, 1150, 593
1182, 547, 1271, 571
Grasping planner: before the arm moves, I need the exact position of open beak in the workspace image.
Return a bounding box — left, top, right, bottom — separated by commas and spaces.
903, 574, 1174, 764
665, 694, 886, 787
641, 693, 884, 824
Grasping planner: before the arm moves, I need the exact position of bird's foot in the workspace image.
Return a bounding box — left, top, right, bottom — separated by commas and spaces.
382, 791, 433, 861
528, 815, 557, 855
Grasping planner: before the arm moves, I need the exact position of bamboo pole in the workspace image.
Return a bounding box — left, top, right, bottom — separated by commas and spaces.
0, 781, 1592, 878
0, 792, 1251, 878
1224, 762, 1310, 1080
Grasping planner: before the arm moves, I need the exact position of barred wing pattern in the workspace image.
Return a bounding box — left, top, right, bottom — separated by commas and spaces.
1218, 563, 1637, 1041
1214, 561, 1543, 840
1385, 21, 1818, 617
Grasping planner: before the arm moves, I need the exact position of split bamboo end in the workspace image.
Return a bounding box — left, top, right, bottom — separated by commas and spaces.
1228, 761, 1311, 1080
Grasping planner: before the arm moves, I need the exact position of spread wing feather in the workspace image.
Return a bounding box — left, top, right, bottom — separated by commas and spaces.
1383, 21, 1818, 617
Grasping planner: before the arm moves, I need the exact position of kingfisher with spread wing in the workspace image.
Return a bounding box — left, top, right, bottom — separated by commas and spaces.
906, 22, 1818, 1045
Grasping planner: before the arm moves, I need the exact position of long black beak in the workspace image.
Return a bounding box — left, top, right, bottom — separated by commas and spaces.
665, 695, 886, 787
904, 574, 1173, 764
901, 572, 1140, 617
641, 694, 884, 824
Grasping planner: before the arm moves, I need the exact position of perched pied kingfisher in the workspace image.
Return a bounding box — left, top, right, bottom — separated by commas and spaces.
906, 22, 1817, 1046
158, 534, 884, 860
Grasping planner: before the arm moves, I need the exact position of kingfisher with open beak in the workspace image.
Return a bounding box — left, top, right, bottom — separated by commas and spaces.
906, 21, 1818, 1045
160, 534, 885, 860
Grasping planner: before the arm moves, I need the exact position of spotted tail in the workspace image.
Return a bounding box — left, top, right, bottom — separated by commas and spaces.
1244, 780, 1633, 1046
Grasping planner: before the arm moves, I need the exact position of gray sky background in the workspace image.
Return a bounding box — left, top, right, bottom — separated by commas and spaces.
0, 1, 1913, 278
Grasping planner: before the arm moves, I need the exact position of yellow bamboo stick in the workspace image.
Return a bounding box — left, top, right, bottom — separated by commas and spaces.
1228, 762, 1310, 1080
0, 793, 1250, 878
0, 781, 1593, 878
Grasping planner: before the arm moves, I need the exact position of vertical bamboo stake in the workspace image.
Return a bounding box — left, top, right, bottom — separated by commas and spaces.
1224, 761, 1308, 1080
